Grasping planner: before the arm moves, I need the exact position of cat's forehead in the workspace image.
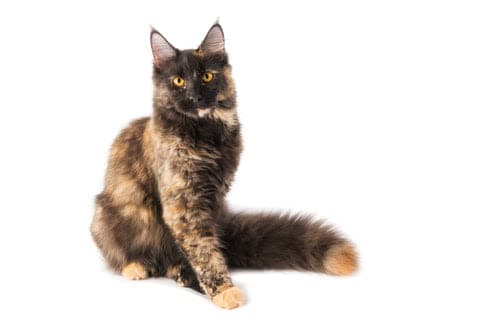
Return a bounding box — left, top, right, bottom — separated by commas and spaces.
176, 50, 201, 71
165, 50, 227, 75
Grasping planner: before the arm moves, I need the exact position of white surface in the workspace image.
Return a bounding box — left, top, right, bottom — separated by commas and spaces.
0, 1, 479, 319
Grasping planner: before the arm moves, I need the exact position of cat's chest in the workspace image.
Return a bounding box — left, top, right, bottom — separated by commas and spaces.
152, 124, 241, 187
172, 142, 228, 172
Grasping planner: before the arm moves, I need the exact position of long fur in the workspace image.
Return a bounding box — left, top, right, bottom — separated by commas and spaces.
91, 24, 357, 305
220, 212, 347, 271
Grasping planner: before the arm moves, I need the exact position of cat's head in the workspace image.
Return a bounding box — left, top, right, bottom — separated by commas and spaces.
150, 24, 236, 120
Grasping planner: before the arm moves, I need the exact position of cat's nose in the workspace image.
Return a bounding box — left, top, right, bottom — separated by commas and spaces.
187, 95, 202, 104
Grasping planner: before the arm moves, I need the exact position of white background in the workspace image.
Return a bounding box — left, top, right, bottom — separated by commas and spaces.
1, 0, 479, 319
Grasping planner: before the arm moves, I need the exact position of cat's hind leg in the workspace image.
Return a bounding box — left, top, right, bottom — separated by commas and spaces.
91, 193, 161, 280
91, 196, 129, 272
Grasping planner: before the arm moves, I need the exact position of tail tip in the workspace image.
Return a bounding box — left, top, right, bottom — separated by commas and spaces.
324, 243, 358, 276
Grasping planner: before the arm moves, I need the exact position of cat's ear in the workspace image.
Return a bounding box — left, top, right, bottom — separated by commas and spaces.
198, 23, 225, 54
150, 28, 176, 67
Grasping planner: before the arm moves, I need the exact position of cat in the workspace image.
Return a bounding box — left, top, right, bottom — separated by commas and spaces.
90, 23, 358, 309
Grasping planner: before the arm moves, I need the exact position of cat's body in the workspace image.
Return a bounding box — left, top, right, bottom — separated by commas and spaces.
91, 24, 357, 309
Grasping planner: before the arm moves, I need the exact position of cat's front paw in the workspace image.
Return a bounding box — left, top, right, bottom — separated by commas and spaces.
212, 286, 245, 309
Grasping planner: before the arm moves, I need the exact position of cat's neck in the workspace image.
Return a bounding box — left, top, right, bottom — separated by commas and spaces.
152, 107, 240, 148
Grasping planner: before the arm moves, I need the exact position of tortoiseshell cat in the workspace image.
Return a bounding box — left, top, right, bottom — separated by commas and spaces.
91, 23, 358, 309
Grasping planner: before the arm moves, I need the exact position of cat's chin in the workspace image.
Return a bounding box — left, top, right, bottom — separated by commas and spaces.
172, 107, 214, 119
197, 108, 213, 118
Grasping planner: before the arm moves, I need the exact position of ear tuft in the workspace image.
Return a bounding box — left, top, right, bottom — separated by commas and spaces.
150, 29, 176, 67
199, 24, 225, 54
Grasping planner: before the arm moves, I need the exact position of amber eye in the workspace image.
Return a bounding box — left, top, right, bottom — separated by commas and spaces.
202, 72, 214, 83
172, 76, 185, 87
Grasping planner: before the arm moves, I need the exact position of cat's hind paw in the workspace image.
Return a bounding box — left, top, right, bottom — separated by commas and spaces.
212, 286, 245, 309
121, 262, 148, 280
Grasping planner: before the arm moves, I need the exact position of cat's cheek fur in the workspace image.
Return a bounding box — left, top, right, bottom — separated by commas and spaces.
152, 81, 171, 107
211, 107, 238, 127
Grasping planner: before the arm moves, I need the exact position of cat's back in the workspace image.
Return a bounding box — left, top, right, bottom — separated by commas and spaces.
107, 116, 151, 172
103, 116, 157, 196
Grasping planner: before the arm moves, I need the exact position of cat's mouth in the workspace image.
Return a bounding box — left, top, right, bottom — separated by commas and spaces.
176, 99, 216, 118
174, 104, 214, 119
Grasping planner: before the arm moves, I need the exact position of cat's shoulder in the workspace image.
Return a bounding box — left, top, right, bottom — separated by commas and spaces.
108, 117, 152, 161
114, 116, 151, 142
123, 116, 151, 134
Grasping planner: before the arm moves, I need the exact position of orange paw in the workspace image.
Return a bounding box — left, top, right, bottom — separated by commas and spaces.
212, 286, 245, 309
121, 262, 148, 280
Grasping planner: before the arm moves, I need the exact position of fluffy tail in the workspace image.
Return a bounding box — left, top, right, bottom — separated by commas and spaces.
219, 211, 358, 275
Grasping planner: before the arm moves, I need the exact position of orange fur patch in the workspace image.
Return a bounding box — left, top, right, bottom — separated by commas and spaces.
324, 243, 358, 276
211, 108, 238, 127
121, 262, 148, 280
212, 286, 245, 309
121, 204, 153, 225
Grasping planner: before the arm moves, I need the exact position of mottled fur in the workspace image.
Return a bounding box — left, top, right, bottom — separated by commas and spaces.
91, 24, 357, 309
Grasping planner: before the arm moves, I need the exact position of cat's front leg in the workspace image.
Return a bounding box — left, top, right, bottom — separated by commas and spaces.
160, 187, 245, 309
